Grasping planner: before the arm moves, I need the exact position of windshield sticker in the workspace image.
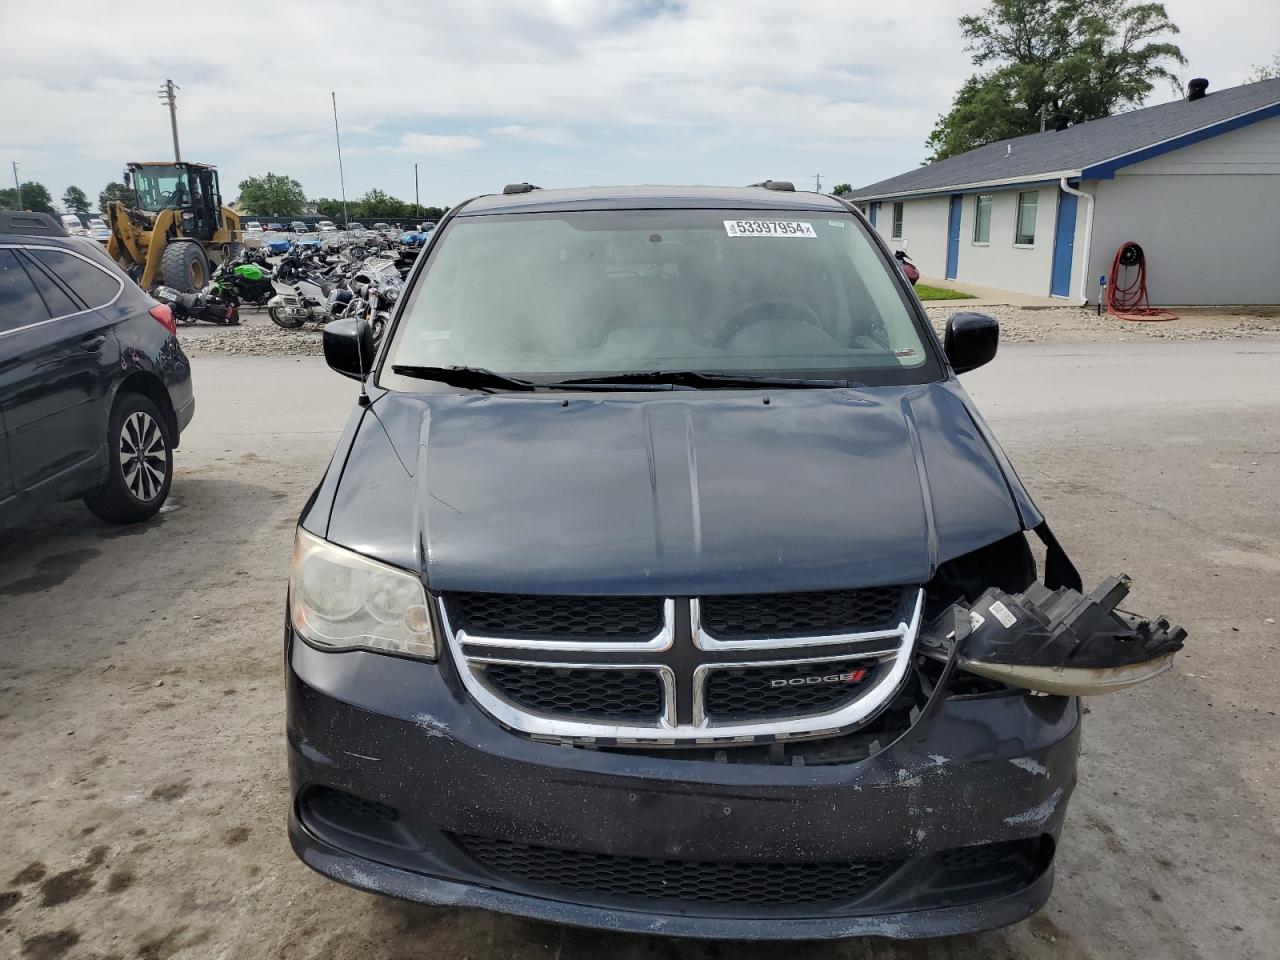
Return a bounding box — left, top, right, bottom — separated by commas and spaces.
724, 220, 817, 238
826, 220, 847, 228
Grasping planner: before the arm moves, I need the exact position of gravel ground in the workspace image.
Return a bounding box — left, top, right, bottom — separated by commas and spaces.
177, 304, 1280, 358
924, 304, 1280, 344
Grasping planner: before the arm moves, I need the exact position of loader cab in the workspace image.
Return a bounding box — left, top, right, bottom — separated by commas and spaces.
125, 162, 224, 242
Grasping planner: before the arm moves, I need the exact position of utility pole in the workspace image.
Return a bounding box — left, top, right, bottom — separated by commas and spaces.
331, 92, 348, 227
815, 173, 822, 193
158, 79, 181, 161
414, 162, 420, 219
11, 161, 21, 209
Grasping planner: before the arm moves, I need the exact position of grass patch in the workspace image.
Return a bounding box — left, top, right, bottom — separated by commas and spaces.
914, 283, 976, 301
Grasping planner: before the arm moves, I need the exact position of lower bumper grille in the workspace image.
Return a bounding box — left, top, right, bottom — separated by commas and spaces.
457, 834, 896, 906
481, 664, 664, 722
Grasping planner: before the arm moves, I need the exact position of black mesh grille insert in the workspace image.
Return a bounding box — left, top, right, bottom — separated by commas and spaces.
482, 664, 663, 721
703, 659, 879, 721
700, 587, 906, 639
458, 834, 896, 905
452, 593, 663, 641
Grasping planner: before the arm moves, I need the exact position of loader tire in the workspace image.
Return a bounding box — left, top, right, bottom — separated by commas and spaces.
160, 242, 209, 294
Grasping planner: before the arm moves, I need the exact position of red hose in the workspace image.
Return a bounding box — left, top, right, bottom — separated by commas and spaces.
1106, 242, 1176, 321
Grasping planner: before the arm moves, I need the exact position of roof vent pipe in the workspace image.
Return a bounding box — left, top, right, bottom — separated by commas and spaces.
1187, 78, 1209, 101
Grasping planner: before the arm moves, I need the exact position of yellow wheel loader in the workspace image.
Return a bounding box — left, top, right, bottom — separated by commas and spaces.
105, 161, 242, 293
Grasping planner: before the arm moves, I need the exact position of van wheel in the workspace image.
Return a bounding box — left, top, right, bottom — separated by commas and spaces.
85, 393, 173, 524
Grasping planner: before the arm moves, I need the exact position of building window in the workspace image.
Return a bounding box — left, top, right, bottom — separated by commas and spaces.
1015, 191, 1038, 245
973, 194, 992, 243
891, 202, 904, 239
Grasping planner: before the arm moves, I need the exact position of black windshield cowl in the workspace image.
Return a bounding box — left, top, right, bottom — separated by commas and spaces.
553, 371, 859, 390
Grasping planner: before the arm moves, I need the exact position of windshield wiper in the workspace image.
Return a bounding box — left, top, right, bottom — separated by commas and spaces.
390, 364, 538, 392
553, 371, 856, 389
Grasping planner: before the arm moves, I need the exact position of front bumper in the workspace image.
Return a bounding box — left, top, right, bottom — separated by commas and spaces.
286, 633, 1079, 939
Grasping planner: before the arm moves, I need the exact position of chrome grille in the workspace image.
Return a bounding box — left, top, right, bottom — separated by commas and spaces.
451, 593, 663, 642
699, 657, 883, 722
442, 587, 921, 745
699, 587, 902, 639
481, 663, 665, 721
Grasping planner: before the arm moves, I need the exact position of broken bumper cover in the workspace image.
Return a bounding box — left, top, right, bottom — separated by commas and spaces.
286, 635, 1079, 939
921, 575, 1186, 696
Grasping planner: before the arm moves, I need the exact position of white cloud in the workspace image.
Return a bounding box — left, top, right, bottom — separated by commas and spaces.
394, 133, 486, 156
489, 124, 574, 145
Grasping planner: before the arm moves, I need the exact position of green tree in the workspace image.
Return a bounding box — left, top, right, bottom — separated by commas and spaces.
830, 183, 853, 197
1249, 53, 1280, 82
926, 1, 1185, 161
236, 172, 307, 216
352, 189, 411, 220
313, 197, 345, 219
99, 181, 134, 212
0, 181, 55, 212
62, 185, 91, 213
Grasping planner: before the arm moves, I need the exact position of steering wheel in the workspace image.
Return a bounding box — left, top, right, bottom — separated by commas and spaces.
714, 298, 824, 348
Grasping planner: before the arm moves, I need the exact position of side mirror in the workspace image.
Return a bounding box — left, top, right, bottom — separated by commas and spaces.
944, 311, 999, 374
323, 317, 375, 380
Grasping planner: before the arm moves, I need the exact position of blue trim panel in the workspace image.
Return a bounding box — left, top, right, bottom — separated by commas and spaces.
1049, 191, 1078, 298
1080, 102, 1280, 180
945, 195, 962, 280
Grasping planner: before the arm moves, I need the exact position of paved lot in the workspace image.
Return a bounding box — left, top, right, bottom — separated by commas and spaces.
2, 341, 1278, 960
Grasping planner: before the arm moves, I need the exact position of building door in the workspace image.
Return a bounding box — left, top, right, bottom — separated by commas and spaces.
1050, 191, 1079, 298
869, 202, 879, 228
945, 195, 962, 280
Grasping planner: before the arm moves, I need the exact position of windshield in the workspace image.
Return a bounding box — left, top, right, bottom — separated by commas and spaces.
132, 165, 190, 212
385, 209, 936, 385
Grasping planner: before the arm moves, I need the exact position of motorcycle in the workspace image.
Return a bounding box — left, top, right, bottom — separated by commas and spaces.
346, 256, 403, 343
154, 285, 240, 326
209, 248, 275, 307
266, 249, 354, 329
894, 249, 920, 286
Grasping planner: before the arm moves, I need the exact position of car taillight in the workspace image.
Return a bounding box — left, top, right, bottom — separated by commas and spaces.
149, 304, 177, 335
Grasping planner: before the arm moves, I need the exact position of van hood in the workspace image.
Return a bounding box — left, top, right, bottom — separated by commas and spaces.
321, 383, 1031, 596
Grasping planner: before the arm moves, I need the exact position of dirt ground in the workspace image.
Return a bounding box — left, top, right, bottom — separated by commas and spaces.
1, 343, 1278, 960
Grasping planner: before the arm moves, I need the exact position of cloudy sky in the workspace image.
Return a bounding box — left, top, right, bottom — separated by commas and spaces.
4, 0, 1277, 209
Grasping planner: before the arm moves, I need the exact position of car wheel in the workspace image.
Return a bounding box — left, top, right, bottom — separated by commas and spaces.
85, 393, 173, 524
160, 241, 209, 294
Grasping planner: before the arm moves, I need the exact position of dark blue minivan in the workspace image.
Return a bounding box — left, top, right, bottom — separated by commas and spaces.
285, 184, 1182, 940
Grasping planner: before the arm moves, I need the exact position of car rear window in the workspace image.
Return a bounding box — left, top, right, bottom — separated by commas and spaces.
17, 250, 80, 317
27, 248, 123, 310
387, 208, 937, 386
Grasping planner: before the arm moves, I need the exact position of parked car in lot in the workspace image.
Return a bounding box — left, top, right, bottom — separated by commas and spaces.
316, 221, 337, 232
245, 221, 263, 232
60, 214, 87, 236
290, 221, 308, 234
266, 222, 284, 232
287, 184, 1184, 940
0, 212, 193, 527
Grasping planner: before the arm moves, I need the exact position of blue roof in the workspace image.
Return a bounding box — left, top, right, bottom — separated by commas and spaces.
852, 77, 1280, 201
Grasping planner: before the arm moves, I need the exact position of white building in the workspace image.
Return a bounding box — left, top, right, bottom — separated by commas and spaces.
851, 78, 1280, 305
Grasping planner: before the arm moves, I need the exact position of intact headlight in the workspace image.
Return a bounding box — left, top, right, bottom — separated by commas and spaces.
289, 528, 435, 659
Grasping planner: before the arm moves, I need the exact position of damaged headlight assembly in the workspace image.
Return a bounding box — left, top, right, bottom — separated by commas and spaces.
289, 527, 436, 659
920, 573, 1185, 696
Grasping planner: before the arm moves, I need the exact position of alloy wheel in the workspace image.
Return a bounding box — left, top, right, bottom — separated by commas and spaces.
119, 411, 168, 502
